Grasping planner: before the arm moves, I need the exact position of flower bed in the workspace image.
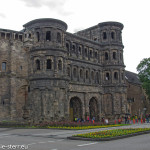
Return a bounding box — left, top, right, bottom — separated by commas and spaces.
73, 128, 150, 139
0, 121, 129, 129
46, 124, 127, 130
36, 121, 128, 130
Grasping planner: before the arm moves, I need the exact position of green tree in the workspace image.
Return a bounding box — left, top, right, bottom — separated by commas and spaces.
137, 57, 150, 100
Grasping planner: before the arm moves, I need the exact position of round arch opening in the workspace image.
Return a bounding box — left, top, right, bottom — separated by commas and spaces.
89, 97, 99, 121
70, 97, 82, 121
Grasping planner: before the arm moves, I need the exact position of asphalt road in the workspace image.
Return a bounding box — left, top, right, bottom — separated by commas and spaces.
0, 123, 150, 150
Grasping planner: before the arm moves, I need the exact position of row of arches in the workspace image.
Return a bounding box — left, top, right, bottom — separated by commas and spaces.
34, 58, 63, 71
34, 58, 124, 83
70, 97, 99, 121
36, 31, 61, 43
101, 30, 122, 42
67, 65, 124, 83
66, 42, 99, 59
102, 31, 116, 40
67, 66, 100, 83
105, 71, 123, 81
104, 51, 123, 61
25, 30, 62, 43
66, 42, 123, 64
0, 31, 23, 41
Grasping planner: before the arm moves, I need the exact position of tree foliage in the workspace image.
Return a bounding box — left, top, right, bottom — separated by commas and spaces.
137, 57, 150, 100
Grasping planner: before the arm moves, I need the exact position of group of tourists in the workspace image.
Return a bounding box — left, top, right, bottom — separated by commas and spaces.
117, 114, 150, 124
74, 114, 150, 124
74, 116, 96, 123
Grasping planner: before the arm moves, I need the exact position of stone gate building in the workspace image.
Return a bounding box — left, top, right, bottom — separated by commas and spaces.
0, 18, 127, 123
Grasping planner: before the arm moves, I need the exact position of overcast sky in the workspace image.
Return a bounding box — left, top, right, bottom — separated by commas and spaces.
0, 0, 150, 73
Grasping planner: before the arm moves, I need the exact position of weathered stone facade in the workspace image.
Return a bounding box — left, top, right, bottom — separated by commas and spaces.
125, 71, 150, 117
0, 18, 127, 123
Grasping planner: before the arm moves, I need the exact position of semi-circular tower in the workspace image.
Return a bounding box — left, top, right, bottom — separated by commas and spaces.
23, 18, 69, 122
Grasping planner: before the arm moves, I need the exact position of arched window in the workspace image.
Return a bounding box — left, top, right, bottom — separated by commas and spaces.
57, 32, 61, 43
2, 100, 5, 105
66, 43, 69, 52
90, 50, 92, 57
119, 32, 122, 41
95, 51, 98, 58
103, 32, 107, 40
91, 71, 94, 80
36, 59, 40, 70
121, 72, 124, 80
86, 70, 89, 79
94, 37, 97, 41
105, 52, 109, 60
36, 32, 40, 42
47, 59, 52, 69
120, 53, 122, 60
46, 31, 51, 41
85, 48, 88, 57
106, 72, 110, 80
114, 72, 118, 80
20, 66, 22, 70
6, 33, 10, 39
2, 62, 6, 71
111, 32, 115, 39
113, 52, 117, 59
80, 69, 83, 79
79, 46, 82, 55
58, 60, 62, 70
1, 33, 5, 39
72, 45, 76, 53
96, 72, 99, 83
28, 86, 30, 92
19, 35, 22, 41
28, 34, 31, 38
73, 68, 77, 78
15, 34, 18, 40
67, 67, 70, 77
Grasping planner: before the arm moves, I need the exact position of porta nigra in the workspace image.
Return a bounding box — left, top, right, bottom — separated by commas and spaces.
0, 18, 128, 123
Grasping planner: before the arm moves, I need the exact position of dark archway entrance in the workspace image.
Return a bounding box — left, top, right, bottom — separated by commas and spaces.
89, 97, 99, 120
70, 97, 82, 121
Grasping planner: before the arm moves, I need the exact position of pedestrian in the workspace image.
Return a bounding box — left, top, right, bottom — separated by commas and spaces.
118, 118, 121, 124
86, 116, 90, 122
135, 115, 138, 123
92, 117, 95, 123
125, 116, 128, 124
146, 114, 149, 123
101, 117, 104, 124
105, 118, 108, 124
128, 116, 131, 124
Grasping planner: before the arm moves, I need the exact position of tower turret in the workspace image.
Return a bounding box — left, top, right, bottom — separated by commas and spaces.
24, 18, 69, 123
99, 22, 127, 119
99, 21, 123, 45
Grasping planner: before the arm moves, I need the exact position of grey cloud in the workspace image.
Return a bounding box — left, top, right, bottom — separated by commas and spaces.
57, 9, 73, 16
20, 0, 72, 16
0, 13, 6, 18
45, 0, 66, 9
20, 0, 66, 8
73, 27, 84, 33
20, 0, 43, 7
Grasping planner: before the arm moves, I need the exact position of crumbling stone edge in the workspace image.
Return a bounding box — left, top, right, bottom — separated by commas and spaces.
67, 130, 150, 141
